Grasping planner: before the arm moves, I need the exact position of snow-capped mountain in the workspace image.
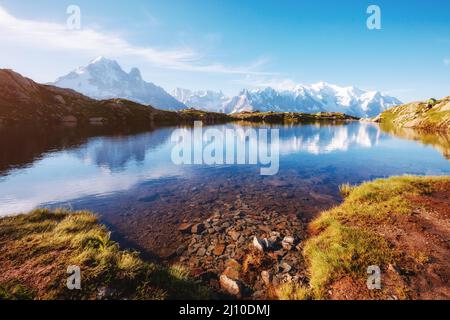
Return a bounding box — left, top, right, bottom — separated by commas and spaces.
172, 88, 229, 112
52, 57, 186, 110
174, 83, 402, 118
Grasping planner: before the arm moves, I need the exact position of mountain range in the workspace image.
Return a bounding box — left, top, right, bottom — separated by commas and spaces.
49, 57, 401, 118
174, 84, 402, 118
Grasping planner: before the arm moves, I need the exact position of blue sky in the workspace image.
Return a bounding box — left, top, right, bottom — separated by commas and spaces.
0, 0, 449, 102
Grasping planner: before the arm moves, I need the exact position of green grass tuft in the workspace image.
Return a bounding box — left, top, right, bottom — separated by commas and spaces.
303, 176, 450, 299
0, 208, 209, 300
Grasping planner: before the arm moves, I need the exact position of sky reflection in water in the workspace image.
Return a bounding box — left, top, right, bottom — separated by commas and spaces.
0, 122, 449, 216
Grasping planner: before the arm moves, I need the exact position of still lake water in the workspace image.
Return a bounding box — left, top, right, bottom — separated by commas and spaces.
0, 122, 449, 255
1, 122, 449, 216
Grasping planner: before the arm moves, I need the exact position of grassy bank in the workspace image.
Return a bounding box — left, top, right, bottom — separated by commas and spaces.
299, 176, 450, 300
378, 96, 450, 131
0, 209, 209, 300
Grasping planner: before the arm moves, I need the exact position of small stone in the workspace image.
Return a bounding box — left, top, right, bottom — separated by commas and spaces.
223, 266, 240, 280
271, 231, 281, 238
261, 271, 272, 286
281, 262, 292, 273
262, 238, 274, 249
197, 247, 207, 256
253, 236, 264, 252
225, 259, 241, 279
191, 223, 205, 234
258, 225, 271, 233
178, 223, 193, 233
229, 230, 240, 241
97, 286, 116, 299
176, 244, 187, 255
283, 236, 295, 245
213, 244, 226, 256
388, 264, 400, 274
220, 275, 241, 297
234, 211, 244, 218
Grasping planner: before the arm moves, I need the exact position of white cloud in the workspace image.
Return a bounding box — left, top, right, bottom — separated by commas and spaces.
0, 6, 269, 75
444, 58, 450, 66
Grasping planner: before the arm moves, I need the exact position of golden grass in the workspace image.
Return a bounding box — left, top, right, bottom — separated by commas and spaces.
0, 208, 209, 300
275, 283, 310, 300
303, 175, 450, 299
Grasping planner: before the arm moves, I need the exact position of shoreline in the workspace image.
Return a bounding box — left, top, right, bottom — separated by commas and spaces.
1, 175, 448, 300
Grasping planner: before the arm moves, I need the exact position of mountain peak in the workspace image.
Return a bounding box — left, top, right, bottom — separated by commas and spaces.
90, 56, 113, 64
52, 58, 185, 110
129, 67, 142, 80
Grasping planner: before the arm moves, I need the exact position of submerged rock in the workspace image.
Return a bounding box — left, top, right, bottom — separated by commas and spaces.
220, 275, 240, 297
213, 244, 226, 256
178, 223, 193, 233
261, 271, 272, 287
281, 236, 295, 251
191, 223, 205, 234
252, 236, 265, 252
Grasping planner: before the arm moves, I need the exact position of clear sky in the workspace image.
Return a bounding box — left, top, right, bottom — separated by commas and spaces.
0, 0, 449, 102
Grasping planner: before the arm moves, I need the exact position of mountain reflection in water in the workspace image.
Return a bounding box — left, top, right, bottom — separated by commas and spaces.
0, 122, 448, 218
